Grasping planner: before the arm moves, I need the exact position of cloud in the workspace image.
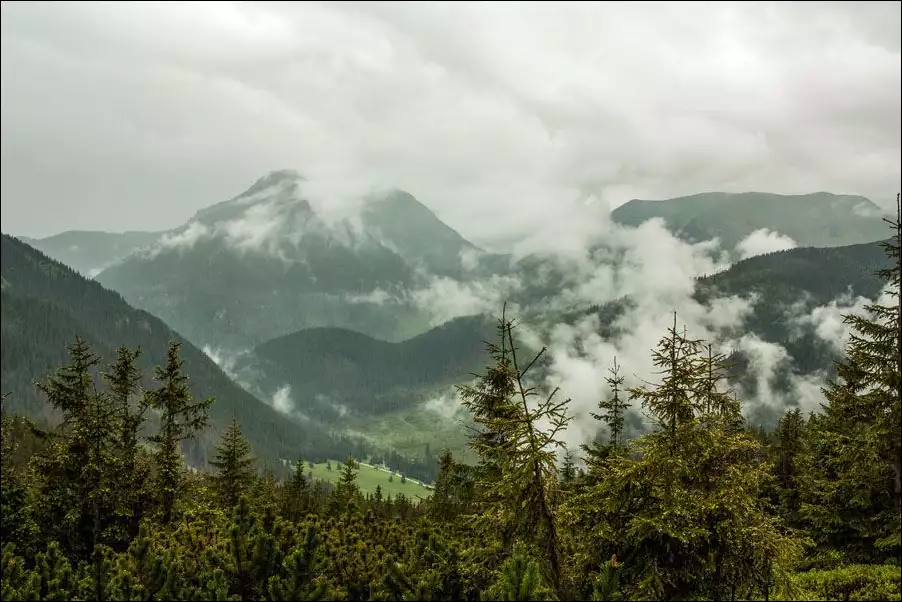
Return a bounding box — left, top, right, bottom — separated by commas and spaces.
422, 387, 468, 421
410, 273, 524, 326
794, 288, 873, 352
271, 385, 294, 414
2, 1, 899, 246
735, 228, 798, 260
149, 221, 210, 256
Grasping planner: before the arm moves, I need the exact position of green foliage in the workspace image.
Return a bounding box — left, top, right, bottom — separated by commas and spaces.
211, 418, 257, 509
147, 341, 214, 523
799, 210, 901, 563
457, 305, 571, 596
3, 237, 900, 602
791, 564, 902, 601
1, 233, 357, 471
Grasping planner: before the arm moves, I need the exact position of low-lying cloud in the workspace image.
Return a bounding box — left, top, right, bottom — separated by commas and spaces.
736, 228, 798, 260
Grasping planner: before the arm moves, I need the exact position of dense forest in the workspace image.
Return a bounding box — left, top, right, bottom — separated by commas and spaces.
1, 214, 900, 601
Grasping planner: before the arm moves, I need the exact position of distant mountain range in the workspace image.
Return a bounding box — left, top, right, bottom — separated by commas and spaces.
10, 173, 895, 460
19, 230, 163, 277
612, 191, 889, 250
93, 170, 490, 350
0, 233, 373, 469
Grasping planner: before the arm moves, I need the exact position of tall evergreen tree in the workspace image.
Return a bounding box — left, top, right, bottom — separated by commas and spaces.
458, 305, 572, 597
629, 314, 704, 449
800, 202, 901, 561
773, 408, 806, 524
211, 417, 256, 510
33, 337, 120, 599
101, 347, 149, 541
583, 358, 632, 474
281, 460, 310, 523
564, 318, 800, 601
147, 341, 213, 523
593, 357, 629, 448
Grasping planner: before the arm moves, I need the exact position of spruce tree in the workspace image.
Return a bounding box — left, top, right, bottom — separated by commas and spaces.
800, 200, 901, 561
593, 357, 629, 447
629, 314, 704, 447
211, 417, 256, 510
773, 408, 806, 524
147, 341, 213, 523
458, 304, 572, 597
33, 337, 118, 574
583, 357, 632, 474
101, 346, 149, 542
281, 460, 310, 522
564, 319, 800, 601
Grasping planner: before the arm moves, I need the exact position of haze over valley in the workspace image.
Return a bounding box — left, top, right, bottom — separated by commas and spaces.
1, 2, 900, 600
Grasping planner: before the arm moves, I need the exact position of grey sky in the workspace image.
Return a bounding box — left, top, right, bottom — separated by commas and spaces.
1, 1, 899, 246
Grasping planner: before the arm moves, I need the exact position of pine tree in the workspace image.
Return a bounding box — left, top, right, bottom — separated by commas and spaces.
33, 336, 119, 584
458, 305, 572, 597
147, 341, 214, 523
563, 319, 800, 601
560, 449, 576, 485
593, 358, 630, 448
584, 358, 632, 474
281, 460, 310, 522
211, 417, 256, 510
329, 456, 362, 515
628, 314, 704, 447
773, 408, 806, 524
800, 200, 901, 561
101, 346, 149, 542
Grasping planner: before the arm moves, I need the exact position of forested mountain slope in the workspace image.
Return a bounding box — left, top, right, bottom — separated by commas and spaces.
231, 315, 494, 421
612, 191, 889, 249
0, 233, 366, 467
18, 229, 162, 276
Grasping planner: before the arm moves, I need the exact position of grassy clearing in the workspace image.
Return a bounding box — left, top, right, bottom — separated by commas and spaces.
301, 459, 432, 501
348, 406, 477, 464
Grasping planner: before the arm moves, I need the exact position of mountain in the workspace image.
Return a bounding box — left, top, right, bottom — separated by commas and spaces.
230, 315, 494, 422
0, 233, 369, 468
96, 170, 482, 351
18, 230, 163, 277
611, 192, 889, 250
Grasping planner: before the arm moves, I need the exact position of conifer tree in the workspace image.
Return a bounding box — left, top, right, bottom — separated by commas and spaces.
458, 305, 572, 597
329, 456, 362, 515
800, 200, 901, 561
560, 449, 576, 485
773, 408, 806, 524
629, 314, 704, 447
563, 318, 801, 601
211, 417, 256, 510
583, 358, 632, 474
33, 337, 118, 574
281, 460, 310, 522
147, 341, 213, 523
101, 346, 149, 541
593, 358, 629, 448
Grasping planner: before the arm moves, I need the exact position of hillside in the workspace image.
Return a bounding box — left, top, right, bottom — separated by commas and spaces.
0, 233, 367, 468
612, 191, 889, 250
232, 314, 494, 421
95, 170, 482, 350
18, 230, 162, 277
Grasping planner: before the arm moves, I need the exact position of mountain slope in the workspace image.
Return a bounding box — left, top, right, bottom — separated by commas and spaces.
19, 230, 163, 277
612, 192, 889, 249
0, 233, 364, 468
95, 170, 479, 350
231, 315, 494, 421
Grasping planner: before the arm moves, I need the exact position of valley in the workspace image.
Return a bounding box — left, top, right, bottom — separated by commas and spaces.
5, 171, 895, 473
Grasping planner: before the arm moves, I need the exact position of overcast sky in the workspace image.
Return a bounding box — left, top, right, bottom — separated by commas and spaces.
1, 1, 900, 244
